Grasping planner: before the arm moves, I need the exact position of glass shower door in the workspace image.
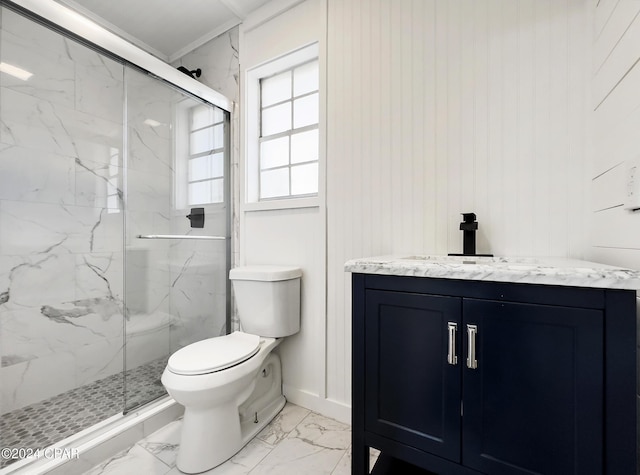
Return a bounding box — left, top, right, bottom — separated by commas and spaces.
0, 3, 233, 465
123, 66, 230, 411
0, 5, 126, 466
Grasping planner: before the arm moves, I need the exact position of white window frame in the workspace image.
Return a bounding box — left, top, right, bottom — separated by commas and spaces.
258, 59, 319, 200
244, 42, 322, 211
187, 106, 226, 206
174, 99, 228, 213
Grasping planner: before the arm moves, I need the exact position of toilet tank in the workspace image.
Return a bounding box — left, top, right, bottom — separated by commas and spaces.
229, 265, 302, 337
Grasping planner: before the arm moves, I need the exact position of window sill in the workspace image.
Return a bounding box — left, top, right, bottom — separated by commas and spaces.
242, 196, 320, 212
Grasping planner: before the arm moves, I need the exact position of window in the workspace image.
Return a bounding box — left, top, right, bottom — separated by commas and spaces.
187, 104, 226, 205
245, 43, 320, 208
259, 59, 319, 200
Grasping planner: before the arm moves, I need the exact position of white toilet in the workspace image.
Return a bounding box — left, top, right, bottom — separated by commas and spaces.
161, 265, 302, 474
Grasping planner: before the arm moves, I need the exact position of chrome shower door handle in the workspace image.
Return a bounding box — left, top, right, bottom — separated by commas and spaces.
447, 322, 458, 365
466, 324, 478, 369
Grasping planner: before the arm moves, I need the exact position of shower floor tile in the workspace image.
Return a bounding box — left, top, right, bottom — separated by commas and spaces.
0, 357, 169, 469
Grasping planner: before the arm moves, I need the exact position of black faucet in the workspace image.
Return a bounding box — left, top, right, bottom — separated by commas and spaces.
448, 213, 493, 257
459, 213, 478, 255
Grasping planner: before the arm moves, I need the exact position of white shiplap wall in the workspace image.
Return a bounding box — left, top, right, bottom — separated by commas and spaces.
239, 0, 340, 420
589, 0, 640, 269
326, 0, 591, 405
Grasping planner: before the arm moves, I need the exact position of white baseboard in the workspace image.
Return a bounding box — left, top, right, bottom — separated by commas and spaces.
282, 385, 351, 425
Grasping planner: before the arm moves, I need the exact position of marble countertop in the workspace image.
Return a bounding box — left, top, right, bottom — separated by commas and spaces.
344, 255, 640, 290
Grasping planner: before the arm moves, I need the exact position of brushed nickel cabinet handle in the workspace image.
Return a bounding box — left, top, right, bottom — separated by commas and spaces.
467, 324, 478, 369
447, 322, 458, 365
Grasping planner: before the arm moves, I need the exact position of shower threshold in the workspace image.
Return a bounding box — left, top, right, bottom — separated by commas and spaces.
0, 357, 171, 472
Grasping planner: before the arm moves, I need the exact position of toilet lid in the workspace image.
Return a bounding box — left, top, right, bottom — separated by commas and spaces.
167, 332, 261, 375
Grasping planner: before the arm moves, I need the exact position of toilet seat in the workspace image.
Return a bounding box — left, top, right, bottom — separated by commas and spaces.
167, 331, 261, 375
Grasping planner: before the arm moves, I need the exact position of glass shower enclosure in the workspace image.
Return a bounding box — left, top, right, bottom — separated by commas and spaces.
0, 3, 230, 469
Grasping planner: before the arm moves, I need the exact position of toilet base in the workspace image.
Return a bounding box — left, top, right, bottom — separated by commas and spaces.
176, 401, 242, 473
241, 393, 286, 447
175, 353, 285, 474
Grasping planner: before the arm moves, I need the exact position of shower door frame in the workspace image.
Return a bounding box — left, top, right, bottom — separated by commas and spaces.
1, 0, 232, 111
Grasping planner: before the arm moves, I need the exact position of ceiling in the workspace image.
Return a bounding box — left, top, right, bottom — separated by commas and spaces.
55, 0, 272, 62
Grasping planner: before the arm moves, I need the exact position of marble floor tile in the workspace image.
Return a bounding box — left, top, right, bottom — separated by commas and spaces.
331, 446, 381, 475
165, 438, 274, 475
289, 412, 351, 451
137, 419, 181, 467
331, 448, 351, 475
256, 402, 310, 446
247, 437, 345, 475
84, 444, 171, 475
84, 403, 353, 475
371, 448, 381, 467
248, 412, 351, 475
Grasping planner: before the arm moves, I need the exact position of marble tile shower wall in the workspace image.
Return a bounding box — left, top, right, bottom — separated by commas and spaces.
172, 27, 239, 332
0, 8, 229, 415
0, 8, 126, 414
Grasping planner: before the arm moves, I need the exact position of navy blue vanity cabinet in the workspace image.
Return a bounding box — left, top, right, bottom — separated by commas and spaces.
352, 274, 637, 475
364, 290, 462, 462
462, 299, 603, 475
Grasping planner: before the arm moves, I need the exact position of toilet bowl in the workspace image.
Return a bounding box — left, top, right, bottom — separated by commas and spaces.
161, 265, 301, 474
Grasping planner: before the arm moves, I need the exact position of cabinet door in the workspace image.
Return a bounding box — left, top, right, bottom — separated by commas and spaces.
364, 290, 462, 462
462, 299, 603, 475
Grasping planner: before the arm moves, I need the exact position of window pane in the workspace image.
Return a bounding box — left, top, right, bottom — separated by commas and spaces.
212, 106, 224, 124
189, 181, 212, 205
212, 152, 224, 178
293, 93, 319, 129
212, 123, 224, 149
261, 70, 291, 107
261, 136, 289, 169
291, 129, 318, 164
293, 61, 319, 97
189, 155, 211, 180
191, 104, 214, 129
260, 168, 289, 199
190, 127, 213, 154
211, 178, 223, 203
189, 153, 224, 181
262, 102, 291, 136
291, 162, 318, 196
